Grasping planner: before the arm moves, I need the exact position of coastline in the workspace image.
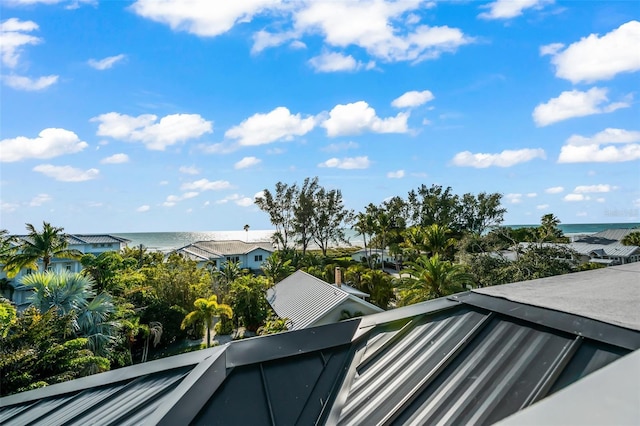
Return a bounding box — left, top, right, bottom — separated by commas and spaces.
114, 222, 639, 253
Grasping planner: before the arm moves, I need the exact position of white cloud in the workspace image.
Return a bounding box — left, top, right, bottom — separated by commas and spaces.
33, 164, 99, 182
0, 18, 40, 68
234, 156, 261, 169
136, 205, 150, 212
505, 193, 523, 204
536, 204, 550, 210
291, 1, 473, 63
163, 191, 199, 207
532, 87, 630, 127
236, 197, 254, 207
542, 21, 640, 83
566, 128, 640, 146
387, 170, 405, 178
545, 186, 564, 194
527, 193, 537, 198
179, 165, 200, 175
558, 128, 640, 163
1, 202, 19, 213
3, 74, 58, 91
225, 107, 315, 146
92, 112, 213, 151
88, 54, 126, 70
322, 101, 409, 137
29, 193, 52, 206
479, 0, 552, 20
0, 128, 88, 162
318, 156, 371, 169
4, 0, 95, 5
308, 51, 375, 72
574, 184, 616, 193
101, 153, 129, 164
451, 148, 545, 168
216, 193, 254, 207
322, 141, 358, 152
180, 178, 232, 191
391, 90, 434, 108
131, 0, 280, 37
564, 194, 589, 202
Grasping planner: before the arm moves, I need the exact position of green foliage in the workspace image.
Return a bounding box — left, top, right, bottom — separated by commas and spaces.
0, 298, 17, 337
229, 276, 270, 331
181, 295, 233, 348
399, 254, 474, 305
214, 315, 234, 335
255, 178, 353, 255
621, 231, 640, 246
257, 315, 291, 335
261, 251, 295, 284
3, 222, 83, 277
0, 307, 110, 396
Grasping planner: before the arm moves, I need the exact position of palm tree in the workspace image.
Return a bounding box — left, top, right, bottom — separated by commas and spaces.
140, 321, 163, 362
621, 231, 640, 246
261, 251, 294, 284
399, 254, 473, 305
20, 271, 118, 356
213, 260, 243, 296
181, 295, 233, 348
244, 224, 250, 242
3, 222, 82, 277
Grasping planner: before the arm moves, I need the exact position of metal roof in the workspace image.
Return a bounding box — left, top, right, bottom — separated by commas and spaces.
12, 234, 131, 247
575, 228, 638, 244
2, 266, 639, 425
569, 241, 639, 258
266, 270, 351, 330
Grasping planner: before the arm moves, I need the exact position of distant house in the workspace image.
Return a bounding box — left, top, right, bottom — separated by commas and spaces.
266, 269, 383, 330
1, 234, 130, 308
569, 228, 640, 265
172, 240, 274, 272
2, 263, 638, 425
497, 228, 640, 266
351, 248, 398, 266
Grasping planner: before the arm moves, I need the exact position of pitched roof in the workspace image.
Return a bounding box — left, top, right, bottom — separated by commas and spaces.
2, 264, 639, 425
575, 228, 638, 244
266, 270, 351, 330
173, 240, 274, 261
13, 234, 130, 246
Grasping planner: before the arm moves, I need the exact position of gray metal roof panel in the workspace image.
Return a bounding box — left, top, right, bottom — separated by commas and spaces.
266, 270, 350, 330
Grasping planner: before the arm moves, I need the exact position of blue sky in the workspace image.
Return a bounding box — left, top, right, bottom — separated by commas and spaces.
1, 0, 639, 234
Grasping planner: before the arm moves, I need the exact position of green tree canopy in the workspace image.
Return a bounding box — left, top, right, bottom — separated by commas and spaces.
399, 254, 473, 305
181, 295, 232, 348
3, 222, 82, 277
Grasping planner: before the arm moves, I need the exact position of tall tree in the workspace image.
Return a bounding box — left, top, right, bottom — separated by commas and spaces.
407, 185, 460, 230
458, 192, 507, 235
399, 254, 473, 305
255, 181, 299, 250
538, 214, 567, 242
181, 295, 232, 348
294, 177, 320, 254
311, 187, 353, 256
3, 222, 82, 277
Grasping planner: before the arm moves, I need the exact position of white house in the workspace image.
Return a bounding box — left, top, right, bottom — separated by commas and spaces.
1, 234, 130, 308
266, 269, 384, 331
350, 248, 397, 266
172, 240, 275, 272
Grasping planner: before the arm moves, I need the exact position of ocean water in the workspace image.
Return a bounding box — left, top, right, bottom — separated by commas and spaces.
114, 222, 639, 252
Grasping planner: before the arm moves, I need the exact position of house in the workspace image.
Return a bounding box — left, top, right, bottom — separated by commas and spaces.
1, 263, 638, 425
172, 240, 274, 272
350, 248, 398, 266
265, 269, 383, 330
569, 228, 640, 265
1, 234, 130, 308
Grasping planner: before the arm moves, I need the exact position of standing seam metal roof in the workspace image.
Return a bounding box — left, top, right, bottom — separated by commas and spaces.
2, 266, 639, 426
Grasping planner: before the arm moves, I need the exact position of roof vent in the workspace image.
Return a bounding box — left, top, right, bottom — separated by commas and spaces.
335, 266, 342, 288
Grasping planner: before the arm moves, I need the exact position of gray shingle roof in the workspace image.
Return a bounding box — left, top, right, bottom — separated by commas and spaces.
13, 234, 130, 246
173, 240, 274, 260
